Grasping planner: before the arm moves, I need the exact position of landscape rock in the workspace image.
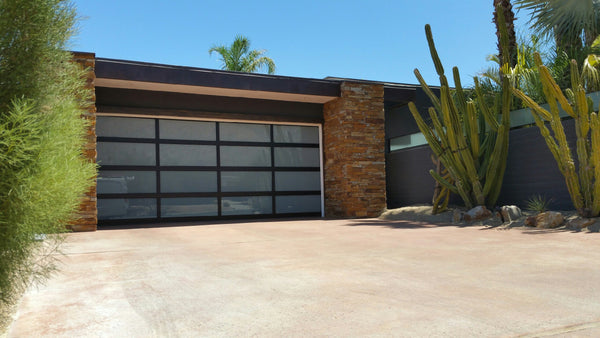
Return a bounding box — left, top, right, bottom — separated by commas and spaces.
535, 211, 564, 229
463, 206, 491, 222
500, 205, 522, 223
452, 209, 462, 223
565, 218, 596, 231
524, 216, 537, 227
586, 220, 600, 232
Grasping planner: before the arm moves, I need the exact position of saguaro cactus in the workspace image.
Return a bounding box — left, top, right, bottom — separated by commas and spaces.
408, 13, 513, 209
512, 54, 600, 217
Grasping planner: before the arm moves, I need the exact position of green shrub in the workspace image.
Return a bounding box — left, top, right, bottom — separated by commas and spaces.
0, 0, 96, 304
525, 194, 552, 214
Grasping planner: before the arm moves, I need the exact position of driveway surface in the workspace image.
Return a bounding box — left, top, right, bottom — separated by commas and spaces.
8, 218, 600, 337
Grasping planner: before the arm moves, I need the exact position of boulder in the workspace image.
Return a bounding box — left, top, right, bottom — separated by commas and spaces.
452, 209, 462, 223
535, 211, 564, 229
500, 205, 522, 223
566, 218, 596, 231
463, 206, 491, 222
524, 216, 537, 227
587, 221, 600, 233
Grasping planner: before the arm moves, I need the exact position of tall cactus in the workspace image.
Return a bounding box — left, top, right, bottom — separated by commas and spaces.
512, 54, 600, 217
408, 10, 513, 209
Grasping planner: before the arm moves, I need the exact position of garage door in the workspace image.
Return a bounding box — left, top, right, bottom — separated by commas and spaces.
96, 116, 322, 224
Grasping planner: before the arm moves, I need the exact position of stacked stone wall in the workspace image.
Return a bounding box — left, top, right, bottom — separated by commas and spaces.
69, 52, 97, 232
323, 82, 386, 218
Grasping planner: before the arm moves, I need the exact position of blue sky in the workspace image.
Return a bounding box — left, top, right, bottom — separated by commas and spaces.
70, 0, 533, 87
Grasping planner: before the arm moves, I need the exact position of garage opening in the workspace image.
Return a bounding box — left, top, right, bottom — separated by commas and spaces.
96, 116, 322, 225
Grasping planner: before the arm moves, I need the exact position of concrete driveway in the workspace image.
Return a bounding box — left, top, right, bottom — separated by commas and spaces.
8, 218, 600, 337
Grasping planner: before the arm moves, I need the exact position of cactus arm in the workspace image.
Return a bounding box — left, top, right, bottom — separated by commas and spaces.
425, 24, 444, 77
453, 67, 469, 116
466, 102, 479, 161
408, 102, 444, 156
483, 124, 507, 195
591, 113, 600, 216
532, 113, 562, 169
429, 169, 458, 194
573, 85, 593, 209
474, 77, 500, 131
414, 69, 442, 113
512, 87, 553, 121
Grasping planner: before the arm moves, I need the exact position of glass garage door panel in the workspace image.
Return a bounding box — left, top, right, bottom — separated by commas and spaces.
98, 198, 157, 220
221, 171, 271, 192
274, 147, 320, 167
97, 142, 156, 166
96, 116, 155, 138
273, 125, 319, 144
159, 144, 216, 166
160, 120, 216, 141
98, 171, 156, 194
97, 118, 323, 223
161, 197, 218, 217
221, 196, 272, 215
276, 195, 321, 214
160, 171, 217, 193
220, 146, 271, 167
275, 172, 320, 191
220, 122, 270, 142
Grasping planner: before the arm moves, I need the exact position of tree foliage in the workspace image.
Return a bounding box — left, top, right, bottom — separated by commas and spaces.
515, 0, 600, 51
0, 0, 96, 304
209, 35, 276, 74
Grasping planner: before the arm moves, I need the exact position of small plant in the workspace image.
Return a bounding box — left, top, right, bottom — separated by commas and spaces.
525, 194, 552, 213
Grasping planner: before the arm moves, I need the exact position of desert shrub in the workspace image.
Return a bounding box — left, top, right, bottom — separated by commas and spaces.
0, 0, 96, 304
525, 194, 552, 213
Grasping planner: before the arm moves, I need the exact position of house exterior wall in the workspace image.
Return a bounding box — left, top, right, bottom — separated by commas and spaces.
323, 82, 387, 218
69, 52, 98, 232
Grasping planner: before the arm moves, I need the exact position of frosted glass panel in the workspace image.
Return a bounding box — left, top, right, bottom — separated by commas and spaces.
159, 120, 215, 140
220, 146, 271, 167
98, 171, 156, 193
389, 133, 427, 151
98, 198, 157, 220
275, 172, 320, 191
96, 116, 155, 138
161, 198, 218, 217
220, 122, 270, 142
160, 144, 216, 166
160, 171, 217, 192
274, 147, 320, 167
222, 196, 272, 215
221, 171, 271, 192
97, 142, 156, 166
276, 195, 321, 214
273, 125, 319, 143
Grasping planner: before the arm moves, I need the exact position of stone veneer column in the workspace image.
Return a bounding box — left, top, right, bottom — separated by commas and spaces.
323, 82, 386, 218
69, 52, 97, 232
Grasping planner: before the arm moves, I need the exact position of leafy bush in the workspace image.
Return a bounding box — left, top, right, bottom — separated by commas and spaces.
0, 0, 96, 304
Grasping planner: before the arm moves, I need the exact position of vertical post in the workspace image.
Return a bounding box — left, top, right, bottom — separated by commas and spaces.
69, 52, 97, 232
323, 82, 386, 218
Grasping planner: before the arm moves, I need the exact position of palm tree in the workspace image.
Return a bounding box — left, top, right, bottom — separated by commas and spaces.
208, 35, 276, 74
493, 0, 518, 67
514, 0, 600, 49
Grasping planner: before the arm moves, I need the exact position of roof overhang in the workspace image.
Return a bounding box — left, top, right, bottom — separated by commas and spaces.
95, 58, 341, 104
